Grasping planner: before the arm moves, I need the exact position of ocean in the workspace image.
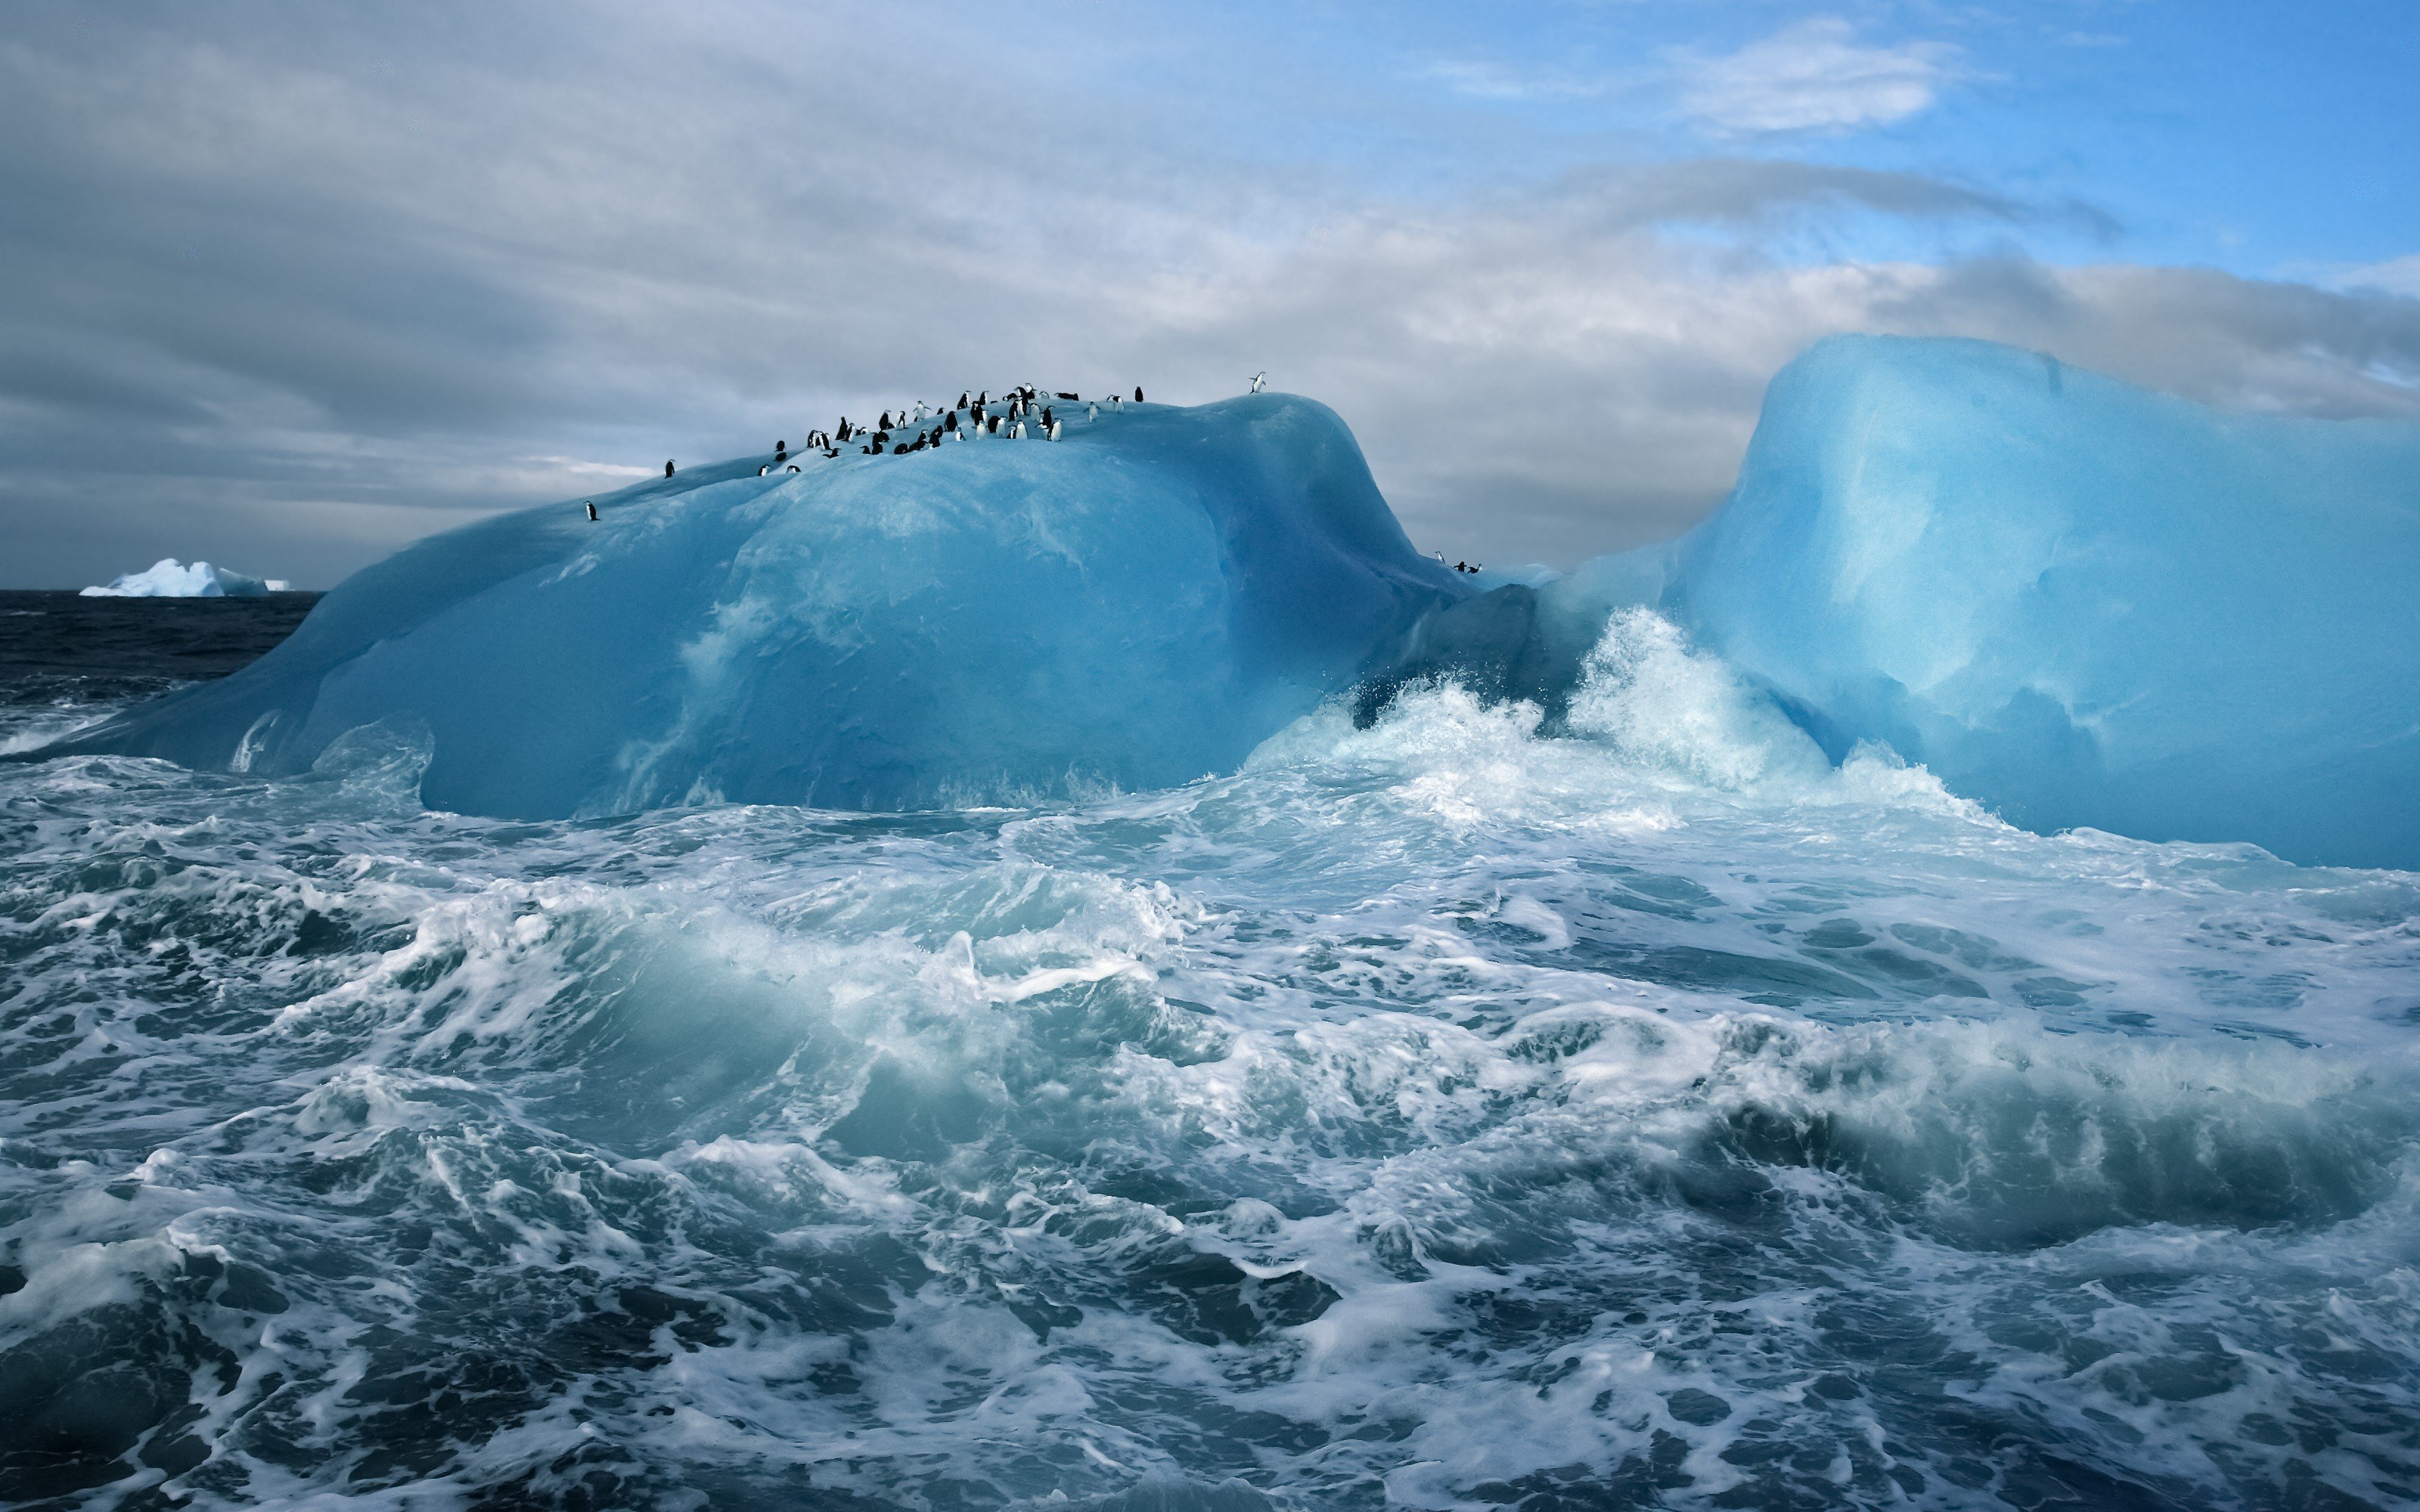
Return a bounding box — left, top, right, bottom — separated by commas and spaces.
4, 590, 2417, 1510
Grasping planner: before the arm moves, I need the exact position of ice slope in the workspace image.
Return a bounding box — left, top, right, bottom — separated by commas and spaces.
80, 557, 280, 597
1671, 336, 2420, 869
1366, 336, 2420, 869
50, 395, 1464, 818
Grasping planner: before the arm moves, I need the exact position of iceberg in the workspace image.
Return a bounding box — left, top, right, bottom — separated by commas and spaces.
80, 557, 277, 597
50, 396, 1463, 817
1367, 336, 2420, 869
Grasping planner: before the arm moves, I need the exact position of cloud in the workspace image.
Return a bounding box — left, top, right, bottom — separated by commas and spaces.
1677, 18, 1958, 135
0, 2, 2413, 587
2329, 256, 2420, 299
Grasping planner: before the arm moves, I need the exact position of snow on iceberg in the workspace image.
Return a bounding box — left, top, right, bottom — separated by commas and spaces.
1367, 336, 2420, 869
80, 557, 278, 597
52, 395, 1464, 817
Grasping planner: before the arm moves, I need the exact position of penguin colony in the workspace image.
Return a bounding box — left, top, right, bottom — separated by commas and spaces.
795, 382, 1136, 459
591, 377, 1479, 572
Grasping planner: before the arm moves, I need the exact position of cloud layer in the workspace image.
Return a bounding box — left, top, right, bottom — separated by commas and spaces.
2, 2, 2416, 586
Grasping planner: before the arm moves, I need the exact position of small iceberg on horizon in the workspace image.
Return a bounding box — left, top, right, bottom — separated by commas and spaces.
81, 558, 287, 598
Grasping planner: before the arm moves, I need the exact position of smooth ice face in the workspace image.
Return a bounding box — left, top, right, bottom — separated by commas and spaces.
55, 395, 1463, 817
1667, 335, 2420, 869
79, 558, 274, 597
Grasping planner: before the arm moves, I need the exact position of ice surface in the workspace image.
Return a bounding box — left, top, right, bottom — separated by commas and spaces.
1370, 336, 2420, 869
79, 557, 275, 597
54, 395, 1463, 817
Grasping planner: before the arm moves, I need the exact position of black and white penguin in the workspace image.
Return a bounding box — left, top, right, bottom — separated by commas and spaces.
665, 460, 676, 477
943, 410, 959, 432
1087, 401, 1099, 421
1045, 417, 1062, 441
585, 501, 598, 522
787, 464, 800, 472
957, 391, 971, 410
758, 464, 770, 476
1041, 405, 1054, 429
1134, 386, 1143, 402
1249, 372, 1267, 394
1056, 390, 1077, 401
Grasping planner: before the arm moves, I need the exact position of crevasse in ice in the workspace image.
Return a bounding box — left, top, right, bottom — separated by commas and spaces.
55, 395, 1463, 816
79, 557, 278, 597
1365, 335, 2420, 869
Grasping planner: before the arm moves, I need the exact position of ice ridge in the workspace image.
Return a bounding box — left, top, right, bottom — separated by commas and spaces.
46, 393, 1465, 817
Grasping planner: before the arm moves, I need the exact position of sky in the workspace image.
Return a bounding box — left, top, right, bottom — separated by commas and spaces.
3, 0, 2417, 587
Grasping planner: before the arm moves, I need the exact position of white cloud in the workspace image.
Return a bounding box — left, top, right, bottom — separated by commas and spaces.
2331, 256, 2420, 298
1679, 18, 1956, 135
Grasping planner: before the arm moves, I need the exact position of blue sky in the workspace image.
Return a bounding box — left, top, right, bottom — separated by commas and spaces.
2, 0, 2415, 585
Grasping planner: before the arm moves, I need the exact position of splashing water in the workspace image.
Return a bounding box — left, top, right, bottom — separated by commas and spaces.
5, 606, 2420, 1511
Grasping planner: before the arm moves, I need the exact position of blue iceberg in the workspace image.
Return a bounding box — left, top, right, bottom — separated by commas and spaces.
1667, 336, 2420, 869
52, 396, 1463, 817
80, 557, 282, 597
1366, 336, 2420, 869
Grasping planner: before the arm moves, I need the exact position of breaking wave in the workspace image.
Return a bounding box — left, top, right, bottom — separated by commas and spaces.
5, 612, 2420, 1509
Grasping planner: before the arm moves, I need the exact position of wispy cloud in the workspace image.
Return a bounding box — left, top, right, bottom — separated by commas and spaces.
1677, 17, 1958, 135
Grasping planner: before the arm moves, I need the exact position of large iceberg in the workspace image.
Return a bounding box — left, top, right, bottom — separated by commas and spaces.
1367, 336, 2420, 869
80, 557, 283, 597
51, 396, 1463, 817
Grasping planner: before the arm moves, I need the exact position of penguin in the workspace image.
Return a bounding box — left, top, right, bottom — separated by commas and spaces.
1041, 405, 1054, 429
1046, 417, 1062, 441
988, 414, 1002, 434
1249, 371, 1267, 394
914, 402, 928, 422
892, 442, 909, 455
1134, 386, 1143, 402
1056, 390, 1077, 401
943, 410, 958, 432
758, 464, 770, 476
977, 389, 989, 407
787, 464, 800, 472
1087, 401, 1099, 421
585, 501, 598, 522
665, 460, 677, 477
776, 439, 787, 461
1010, 419, 1025, 439
958, 391, 971, 410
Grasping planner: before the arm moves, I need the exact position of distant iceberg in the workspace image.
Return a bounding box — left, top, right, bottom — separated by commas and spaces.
1367, 336, 2420, 869
51, 396, 1462, 816
81, 558, 282, 597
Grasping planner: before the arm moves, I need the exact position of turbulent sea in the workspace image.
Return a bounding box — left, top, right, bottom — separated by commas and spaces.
6, 590, 2420, 1512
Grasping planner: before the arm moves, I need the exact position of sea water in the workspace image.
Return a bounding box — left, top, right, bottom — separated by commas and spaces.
6, 593, 2418, 1510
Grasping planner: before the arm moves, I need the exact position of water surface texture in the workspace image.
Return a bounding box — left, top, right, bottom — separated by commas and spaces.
5, 596, 2419, 1511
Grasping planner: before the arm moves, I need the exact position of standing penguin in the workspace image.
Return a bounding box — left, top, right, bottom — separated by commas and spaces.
584, 501, 598, 522
665, 460, 676, 477
1249, 372, 1267, 394
1087, 401, 1099, 421
1045, 417, 1062, 441
1133, 386, 1144, 402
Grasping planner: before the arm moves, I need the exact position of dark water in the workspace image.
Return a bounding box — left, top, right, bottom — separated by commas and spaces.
5, 599, 2420, 1510
0, 591, 320, 732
